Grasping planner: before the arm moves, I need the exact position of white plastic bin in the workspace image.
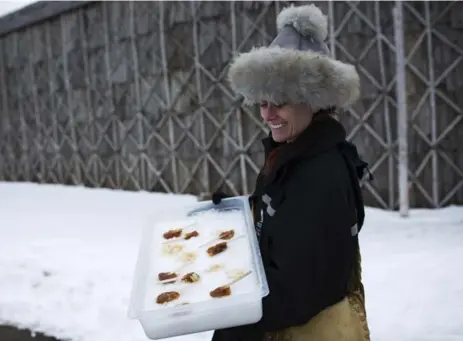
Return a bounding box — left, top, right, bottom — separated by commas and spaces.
128, 196, 269, 340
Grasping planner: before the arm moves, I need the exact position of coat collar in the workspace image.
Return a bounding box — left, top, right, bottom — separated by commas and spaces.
260, 114, 347, 185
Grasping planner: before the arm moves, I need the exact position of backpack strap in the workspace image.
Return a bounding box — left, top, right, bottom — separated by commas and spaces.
338, 141, 371, 232
338, 141, 372, 340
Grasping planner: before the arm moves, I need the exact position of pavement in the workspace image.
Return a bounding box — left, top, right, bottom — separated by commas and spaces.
0, 325, 63, 341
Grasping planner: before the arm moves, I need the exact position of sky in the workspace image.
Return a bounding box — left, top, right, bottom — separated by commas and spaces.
0, 0, 36, 18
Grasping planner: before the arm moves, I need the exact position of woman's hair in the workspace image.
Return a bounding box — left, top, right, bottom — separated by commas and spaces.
261, 106, 338, 177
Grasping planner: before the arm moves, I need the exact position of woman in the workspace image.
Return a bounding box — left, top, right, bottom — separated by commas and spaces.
212, 4, 371, 341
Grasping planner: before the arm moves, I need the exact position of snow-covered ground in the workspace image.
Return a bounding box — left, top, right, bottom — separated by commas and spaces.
0, 182, 462, 341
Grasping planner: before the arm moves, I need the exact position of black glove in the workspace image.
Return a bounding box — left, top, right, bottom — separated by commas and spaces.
211, 191, 231, 205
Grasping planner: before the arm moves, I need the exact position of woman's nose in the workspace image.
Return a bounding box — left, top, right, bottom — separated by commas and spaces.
261, 106, 276, 121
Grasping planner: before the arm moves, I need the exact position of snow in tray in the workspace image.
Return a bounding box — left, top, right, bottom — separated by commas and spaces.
1, 182, 463, 341
141, 209, 259, 311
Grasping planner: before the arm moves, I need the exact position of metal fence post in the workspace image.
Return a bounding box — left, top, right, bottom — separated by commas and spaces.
393, 1, 409, 217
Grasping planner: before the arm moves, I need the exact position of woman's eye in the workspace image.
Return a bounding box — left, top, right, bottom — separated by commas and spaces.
260, 102, 286, 109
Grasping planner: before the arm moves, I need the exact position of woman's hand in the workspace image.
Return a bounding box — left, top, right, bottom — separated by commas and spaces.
211, 191, 231, 205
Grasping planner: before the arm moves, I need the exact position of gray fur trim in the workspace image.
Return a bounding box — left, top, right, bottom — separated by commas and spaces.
228, 46, 361, 108
277, 4, 328, 43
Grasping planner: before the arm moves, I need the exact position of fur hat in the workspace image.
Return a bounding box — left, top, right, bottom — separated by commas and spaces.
228, 4, 361, 109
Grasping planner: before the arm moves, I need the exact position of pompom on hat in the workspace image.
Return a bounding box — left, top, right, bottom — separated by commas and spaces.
227, 4, 361, 109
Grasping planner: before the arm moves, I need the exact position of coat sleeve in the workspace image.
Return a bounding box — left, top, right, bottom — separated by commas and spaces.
255, 158, 358, 332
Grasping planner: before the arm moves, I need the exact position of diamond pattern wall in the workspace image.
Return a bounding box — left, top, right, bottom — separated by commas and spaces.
0, 1, 461, 209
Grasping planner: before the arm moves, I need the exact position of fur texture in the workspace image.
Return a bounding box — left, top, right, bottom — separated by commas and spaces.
228, 46, 360, 108
277, 4, 328, 43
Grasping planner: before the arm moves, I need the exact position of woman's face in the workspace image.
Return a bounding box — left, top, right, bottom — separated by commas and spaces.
260, 102, 314, 143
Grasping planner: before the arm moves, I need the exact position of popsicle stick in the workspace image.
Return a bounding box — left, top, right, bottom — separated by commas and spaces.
157, 276, 179, 285
155, 280, 199, 305
224, 269, 253, 287
156, 260, 195, 285
199, 233, 245, 248
197, 229, 237, 247
161, 221, 198, 244
156, 260, 226, 285
155, 270, 253, 305
208, 270, 253, 299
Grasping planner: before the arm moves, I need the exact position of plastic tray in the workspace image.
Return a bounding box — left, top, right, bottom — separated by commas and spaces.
128, 196, 269, 340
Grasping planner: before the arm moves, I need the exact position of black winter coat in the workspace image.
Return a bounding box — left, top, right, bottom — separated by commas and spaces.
212, 115, 369, 341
